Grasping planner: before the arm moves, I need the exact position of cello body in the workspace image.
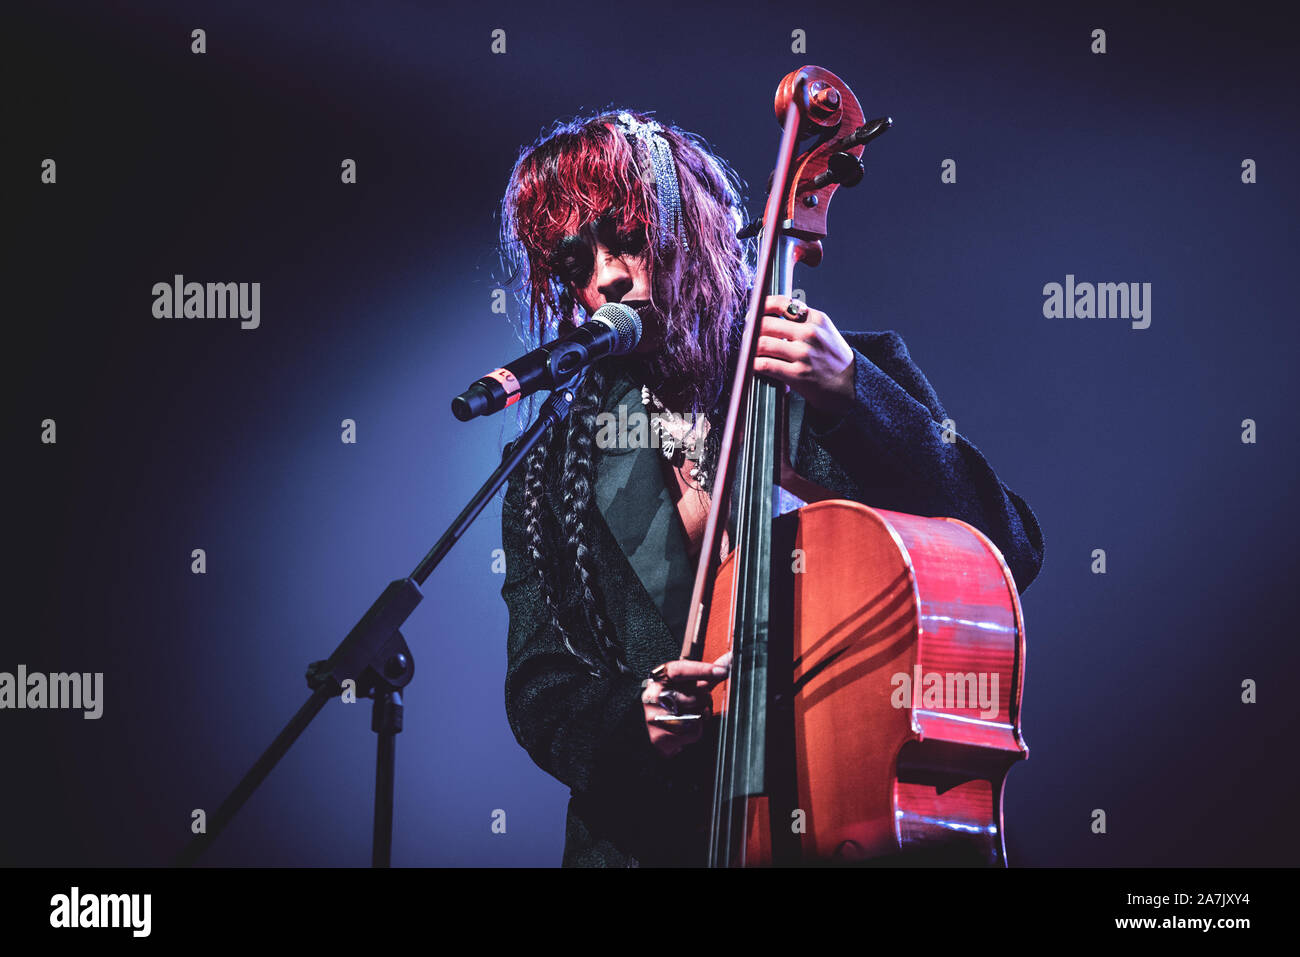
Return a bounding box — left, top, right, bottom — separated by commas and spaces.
700, 502, 1028, 865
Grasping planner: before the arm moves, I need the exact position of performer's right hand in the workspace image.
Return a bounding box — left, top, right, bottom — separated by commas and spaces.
641, 653, 731, 757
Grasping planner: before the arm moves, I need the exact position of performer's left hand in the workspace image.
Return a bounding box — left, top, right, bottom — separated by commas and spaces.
754, 296, 856, 416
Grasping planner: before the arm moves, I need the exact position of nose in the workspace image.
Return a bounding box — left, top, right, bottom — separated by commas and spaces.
594, 249, 635, 305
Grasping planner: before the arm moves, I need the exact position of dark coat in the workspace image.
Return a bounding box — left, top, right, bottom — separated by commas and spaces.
499, 330, 1044, 866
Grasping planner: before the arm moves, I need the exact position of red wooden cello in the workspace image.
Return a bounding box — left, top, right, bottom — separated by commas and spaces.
678, 66, 1028, 866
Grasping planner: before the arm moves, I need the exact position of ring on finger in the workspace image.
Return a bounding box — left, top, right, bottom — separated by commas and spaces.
784, 299, 809, 321
657, 691, 681, 716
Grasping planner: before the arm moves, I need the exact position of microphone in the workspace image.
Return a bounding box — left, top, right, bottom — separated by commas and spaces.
452, 302, 643, 421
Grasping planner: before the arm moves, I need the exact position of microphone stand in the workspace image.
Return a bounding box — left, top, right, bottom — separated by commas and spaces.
173, 372, 588, 867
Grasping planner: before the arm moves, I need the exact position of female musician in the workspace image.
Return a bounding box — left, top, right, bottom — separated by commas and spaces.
495, 109, 1043, 866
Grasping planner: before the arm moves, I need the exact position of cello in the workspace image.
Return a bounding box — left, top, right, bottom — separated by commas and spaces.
677, 66, 1029, 866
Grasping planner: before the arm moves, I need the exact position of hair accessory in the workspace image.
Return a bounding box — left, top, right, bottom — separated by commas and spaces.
612, 112, 685, 254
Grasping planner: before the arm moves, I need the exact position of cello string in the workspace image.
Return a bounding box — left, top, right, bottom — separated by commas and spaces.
718, 368, 755, 868
741, 369, 774, 868
732, 362, 762, 867
711, 369, 754, 866
736, 373, 756, 868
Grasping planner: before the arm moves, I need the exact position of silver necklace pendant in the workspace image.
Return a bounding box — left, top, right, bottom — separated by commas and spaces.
642, 384, 709, 488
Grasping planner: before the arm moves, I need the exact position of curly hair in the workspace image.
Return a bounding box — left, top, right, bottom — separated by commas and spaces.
497, 108, 756, 676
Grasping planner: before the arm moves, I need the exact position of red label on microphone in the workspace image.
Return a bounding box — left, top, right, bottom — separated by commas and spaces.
486, 368, 521, 406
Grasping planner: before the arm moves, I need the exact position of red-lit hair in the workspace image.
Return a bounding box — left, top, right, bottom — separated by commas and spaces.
498, 108, 754, 414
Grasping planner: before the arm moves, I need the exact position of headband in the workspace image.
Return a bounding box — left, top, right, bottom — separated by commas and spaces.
610, 112, 685, 254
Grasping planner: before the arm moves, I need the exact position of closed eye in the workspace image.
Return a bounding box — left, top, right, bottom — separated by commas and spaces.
615, 227, 647, 257
594, 213, 648, 258
547, 234, 594, 285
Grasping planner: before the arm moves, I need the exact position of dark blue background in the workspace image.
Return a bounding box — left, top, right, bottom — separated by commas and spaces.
7, 0, 1298, 867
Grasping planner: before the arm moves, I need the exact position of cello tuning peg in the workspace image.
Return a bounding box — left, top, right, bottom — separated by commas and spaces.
810, 151, 865, 190
829, 151, 864, 187
844, 116, 893, 148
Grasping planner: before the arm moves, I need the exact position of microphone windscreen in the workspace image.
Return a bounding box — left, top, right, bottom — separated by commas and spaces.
591, 302, 643, 354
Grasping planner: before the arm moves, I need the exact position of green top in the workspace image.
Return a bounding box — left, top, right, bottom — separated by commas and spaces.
591, 365, 809, 648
